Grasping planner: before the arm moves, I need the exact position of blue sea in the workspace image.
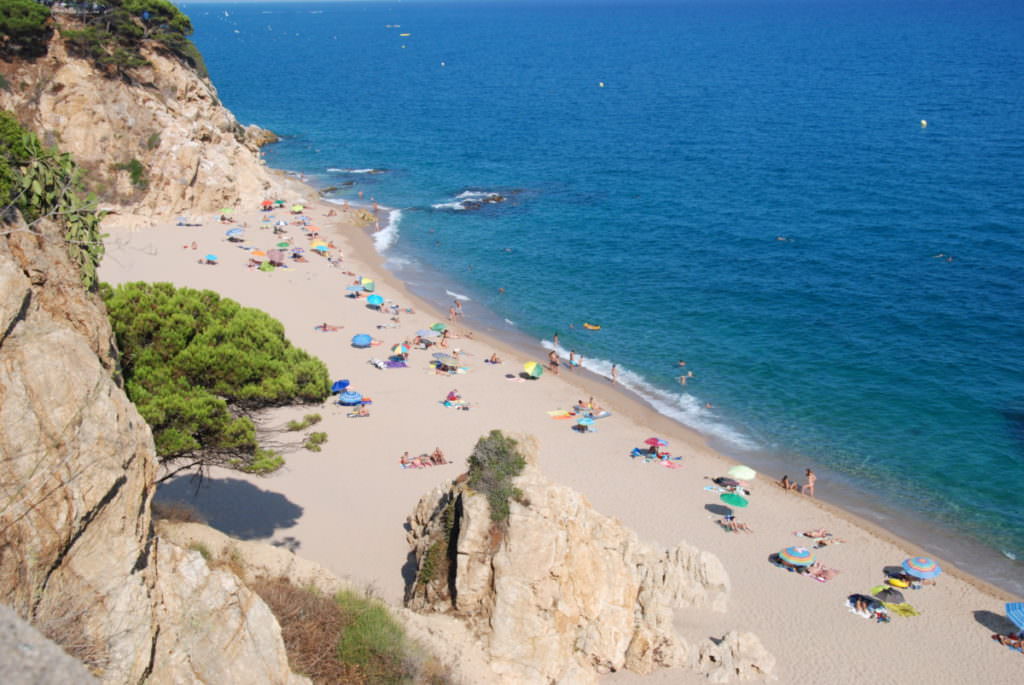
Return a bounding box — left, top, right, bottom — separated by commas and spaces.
180, 0, 1024, 593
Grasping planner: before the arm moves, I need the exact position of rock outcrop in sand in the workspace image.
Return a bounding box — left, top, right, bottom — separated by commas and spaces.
0, 212, 304, 683
405, 464, 775, 682
0, 20, 295, 219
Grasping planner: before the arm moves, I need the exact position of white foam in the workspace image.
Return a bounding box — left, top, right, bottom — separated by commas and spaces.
432, 190, 504, 211
445, 290, 471, 301
385, 255, 413, 269
327, 167, 384, 174
373, 209, 401, 252
431, 200, 467, 211
540, 344, 757, 450
504, 318, 516, 326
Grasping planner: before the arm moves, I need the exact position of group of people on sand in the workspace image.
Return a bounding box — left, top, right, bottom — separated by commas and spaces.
400, 448, 448, 469
778, 469, 816, 496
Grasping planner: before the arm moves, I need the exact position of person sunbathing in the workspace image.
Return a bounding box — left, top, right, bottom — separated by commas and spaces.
806, 561, 839, 582
992, 633, 1023, 649
349, 406, 370, 418
430, 447, 447, 465
719, 515, 753, 533
801, 528, 831, 539
778, 475, 799, 491
487, 353, 503, 364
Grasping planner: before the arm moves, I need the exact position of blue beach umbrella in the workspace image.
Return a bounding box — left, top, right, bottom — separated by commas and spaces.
313, 244, 329, 253
331, 380, 350, 394
366, 294, 384, 306
1006, 603, 1024, 631
204, 254, 218, 262
779, 546, 815, 567
351, 334, 373, 348
225, 228, 244, 237
577, 416, 595, 426
339, 390, 363, 406
902, 556, 942, 579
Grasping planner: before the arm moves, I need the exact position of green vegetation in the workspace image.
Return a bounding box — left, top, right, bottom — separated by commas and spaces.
0, 0, 53, 59
286, 413, 322, 431
145, 131, 160, 150
0, 109, 105, 289
467, 430, 527, 523
60, 0, 207, 77
187, 541, 212, 562
251, 578, 446, 684
303, 431, 328, 452
101, 282, 331, 478
114, 158, 147, 188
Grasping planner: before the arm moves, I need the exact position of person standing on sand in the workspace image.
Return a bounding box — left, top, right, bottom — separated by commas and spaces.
611, 363, 618, 383
802, 469, 816, 497
548, 350, 560, 375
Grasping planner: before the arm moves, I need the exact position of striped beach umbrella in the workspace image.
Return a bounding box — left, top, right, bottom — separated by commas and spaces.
727, 465, 757, 481
902, 556, 942, 579
1006, 603, 1024, 631
391, 344, 409, 356
720, 493, 749, 508
779, 546, 816, 567
338, 390, 363, 406
524, 361, 544, 378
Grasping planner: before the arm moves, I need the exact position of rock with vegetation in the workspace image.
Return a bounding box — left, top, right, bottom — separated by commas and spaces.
101, 281, 331, 478
405, 432, 772, 683
0, 9, 296, 218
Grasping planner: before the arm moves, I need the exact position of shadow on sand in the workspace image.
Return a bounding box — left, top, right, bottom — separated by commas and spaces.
156, 475, 303, 540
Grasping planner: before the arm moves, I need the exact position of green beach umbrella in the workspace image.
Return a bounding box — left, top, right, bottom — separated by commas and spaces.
276, 241, 290, 248
524, 361, 544, 378
430, 323, 447, 332
720, 493, 749, 508
219, 208, 233, 215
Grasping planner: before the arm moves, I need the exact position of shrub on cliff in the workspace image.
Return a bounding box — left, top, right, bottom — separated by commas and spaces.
0, 0, 53, 60
60, 0, 207, 77
101, 281, 331, 478
467, 430, 527, 523
0, 109, 105, 288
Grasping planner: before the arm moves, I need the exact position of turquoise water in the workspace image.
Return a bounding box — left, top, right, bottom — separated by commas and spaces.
181, 1, 1024, 591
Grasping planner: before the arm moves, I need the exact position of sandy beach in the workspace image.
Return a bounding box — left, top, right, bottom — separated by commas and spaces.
99, 190, 1021, 683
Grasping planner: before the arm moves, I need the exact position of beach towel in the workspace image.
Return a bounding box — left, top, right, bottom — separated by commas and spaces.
384, 360, 407, 369
661, 461, 683, 469
882, 602, 921, 617
704, 485, 724, 492
548, 410, 576, 419
845, 597, 890, 623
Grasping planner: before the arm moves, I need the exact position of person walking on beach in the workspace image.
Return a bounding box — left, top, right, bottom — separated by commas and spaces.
611, 363, 618, 384
802, 469, 817, 497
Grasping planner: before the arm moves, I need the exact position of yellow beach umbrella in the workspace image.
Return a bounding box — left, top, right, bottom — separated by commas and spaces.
524, 361, 544, 378
310, 240, 328, 249
250, 250, 267, 258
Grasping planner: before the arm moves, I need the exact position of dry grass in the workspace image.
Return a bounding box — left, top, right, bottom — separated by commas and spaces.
249, 577, 361, 683
151, 499, 206, 524
33, 585, 109, 675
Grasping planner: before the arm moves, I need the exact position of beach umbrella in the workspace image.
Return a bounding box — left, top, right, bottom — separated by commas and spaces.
361, 278, 376, 292
339, 390, 363, 406
310, 240, 328, 249
204, 254, 218, 263
313, 245, 329, 253
345, 285, 363, 292
351, 334, 373, 348
716, 477, 740, 488
779, 546, 816, 567
276, 241, 290, 248
391, 343, 409, 356
433, 353, 459, 367
874, 588, 905, 604
366, 294, 384, 306
219, 208, 233, 215
720, 493, 749, 508
416, 329, 438, 338
225, 228, 244, 237
1006, 603, 1024, 631
331, 380, 350, 394
727, 465, 757, 481
524, 361, 544, 378
274, 199, 285, 206
267, 249, 285, 263
902, 556, 942, 579
261, 199, 273, 207
644, 437, 668, 447
291, 204, 304, 213
258, 261, 274, 272
430, 322, 447, 332
251, 250, 267, 258
577, 416, 595, 426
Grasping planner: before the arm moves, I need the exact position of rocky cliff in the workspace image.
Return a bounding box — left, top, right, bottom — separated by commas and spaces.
0, 209, 304, 682
405, 465, 775, 683
0, 17, 294, 223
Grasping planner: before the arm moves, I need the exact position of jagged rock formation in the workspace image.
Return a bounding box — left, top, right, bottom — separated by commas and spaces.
0, 21, 295, 219
0, 604, 98, 685
405, 465, 774, 683
0, 213, 305, 683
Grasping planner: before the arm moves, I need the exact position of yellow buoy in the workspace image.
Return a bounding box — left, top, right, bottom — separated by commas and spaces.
400, 33, 411, 37
599, 81, 605, 88
920, 119, 928, 128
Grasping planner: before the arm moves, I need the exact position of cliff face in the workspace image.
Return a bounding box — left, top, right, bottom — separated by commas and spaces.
0, 213, 303, 682
0, 23, 290, 219
405, 465, 775, 683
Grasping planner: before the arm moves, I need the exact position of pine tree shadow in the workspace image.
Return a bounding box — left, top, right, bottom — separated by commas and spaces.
156, 475, 303, 540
